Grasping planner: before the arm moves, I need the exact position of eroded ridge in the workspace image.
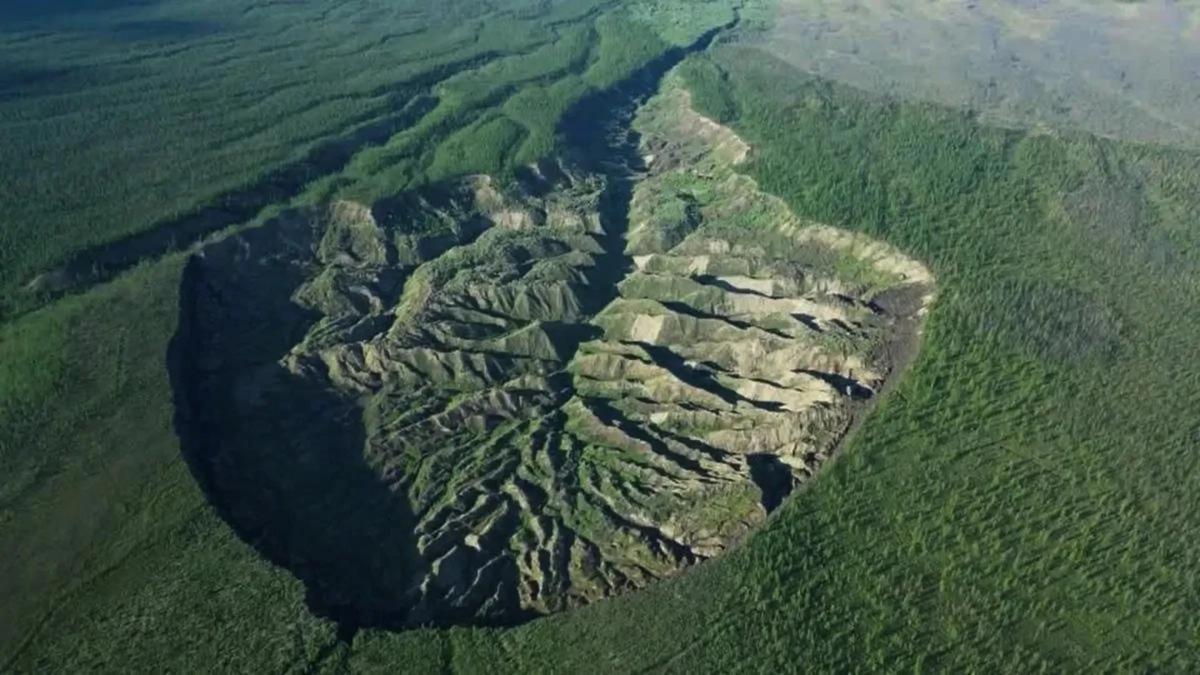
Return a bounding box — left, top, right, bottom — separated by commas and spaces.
172, 75, 934, 629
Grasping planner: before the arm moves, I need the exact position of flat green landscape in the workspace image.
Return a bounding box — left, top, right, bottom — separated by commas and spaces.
2, 0, 1199, 671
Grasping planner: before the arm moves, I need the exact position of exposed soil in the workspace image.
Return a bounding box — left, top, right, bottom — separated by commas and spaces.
169, 23, 935, 636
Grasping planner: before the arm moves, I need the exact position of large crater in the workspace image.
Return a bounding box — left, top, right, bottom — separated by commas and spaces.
169, 76, 934, 632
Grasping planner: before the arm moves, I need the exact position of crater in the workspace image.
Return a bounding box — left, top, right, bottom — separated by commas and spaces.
169, 71, 934, 633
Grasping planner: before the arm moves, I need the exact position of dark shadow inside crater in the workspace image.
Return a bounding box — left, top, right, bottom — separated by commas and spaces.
747, 454, 796, 513
170, 222, 420, 639
167, 216, 536, 637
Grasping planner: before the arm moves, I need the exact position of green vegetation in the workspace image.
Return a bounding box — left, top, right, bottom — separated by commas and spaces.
336, 11, 685, 202
4, 0, 1200, 671
428, 114, 527, 179
0, 0, 729, 316
0, 0, 571, 306
0, 257, 332, 671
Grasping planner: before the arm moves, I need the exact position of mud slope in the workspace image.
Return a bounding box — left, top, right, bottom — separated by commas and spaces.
171, 72, 934, 632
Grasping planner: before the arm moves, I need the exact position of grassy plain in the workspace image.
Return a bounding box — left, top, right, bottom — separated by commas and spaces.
3, 0, 1200, 671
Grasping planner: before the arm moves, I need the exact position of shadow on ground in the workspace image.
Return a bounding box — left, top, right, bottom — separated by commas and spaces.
167, 218, 434, 640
